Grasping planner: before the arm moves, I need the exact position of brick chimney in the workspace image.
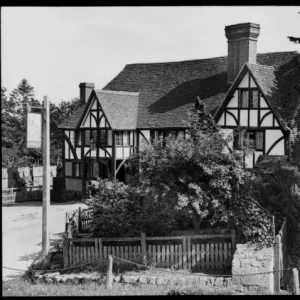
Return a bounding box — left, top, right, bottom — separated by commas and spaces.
225, 22, 260, 84
79, 82, 95, 103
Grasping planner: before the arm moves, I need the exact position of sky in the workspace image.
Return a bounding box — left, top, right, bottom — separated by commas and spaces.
2, 6, 300, 105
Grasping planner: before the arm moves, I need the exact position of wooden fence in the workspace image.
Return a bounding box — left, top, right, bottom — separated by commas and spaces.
2, 186, 53, 204
63, 230, 236, 271
65, 207, 92, 236
274, 219, 289, 292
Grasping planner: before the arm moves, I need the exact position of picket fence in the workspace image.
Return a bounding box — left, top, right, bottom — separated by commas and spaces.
2, 186, 53, 204
63, 231, 236, 271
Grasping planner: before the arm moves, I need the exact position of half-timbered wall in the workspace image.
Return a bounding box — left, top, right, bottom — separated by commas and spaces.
216, 69, 286, 168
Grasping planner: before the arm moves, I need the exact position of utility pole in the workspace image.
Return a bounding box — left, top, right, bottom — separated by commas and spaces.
42, 96, 50, 255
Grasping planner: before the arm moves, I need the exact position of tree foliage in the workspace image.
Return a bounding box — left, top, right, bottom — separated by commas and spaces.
288, 36, 300, 44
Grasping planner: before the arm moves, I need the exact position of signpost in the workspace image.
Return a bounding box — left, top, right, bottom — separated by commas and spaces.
26, 96, 50, 255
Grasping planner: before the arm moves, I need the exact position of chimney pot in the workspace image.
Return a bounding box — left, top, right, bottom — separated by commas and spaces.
79, 82, 95, 103
225, 22, 260, 84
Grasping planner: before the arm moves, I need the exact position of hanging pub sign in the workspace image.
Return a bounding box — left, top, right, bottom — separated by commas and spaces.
27, 112, 42, 148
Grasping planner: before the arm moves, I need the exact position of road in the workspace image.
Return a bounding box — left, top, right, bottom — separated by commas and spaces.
2, 201, 88, 281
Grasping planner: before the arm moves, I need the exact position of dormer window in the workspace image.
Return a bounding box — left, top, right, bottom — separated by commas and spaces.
239, 89, 259, 108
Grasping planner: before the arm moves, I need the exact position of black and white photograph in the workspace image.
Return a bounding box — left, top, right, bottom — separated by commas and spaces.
1, 6, 300, 296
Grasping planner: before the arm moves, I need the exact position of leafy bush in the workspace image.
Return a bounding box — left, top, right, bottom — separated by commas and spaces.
86, 179, 175, 237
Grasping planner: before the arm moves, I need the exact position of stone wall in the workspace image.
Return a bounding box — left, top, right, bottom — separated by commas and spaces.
232, 244, 274, 294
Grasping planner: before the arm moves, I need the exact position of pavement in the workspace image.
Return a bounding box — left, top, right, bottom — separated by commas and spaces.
2, 200, 88, 281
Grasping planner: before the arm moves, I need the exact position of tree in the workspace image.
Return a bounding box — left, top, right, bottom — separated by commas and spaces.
288, 36, 300, 44
128, 101, 253, 233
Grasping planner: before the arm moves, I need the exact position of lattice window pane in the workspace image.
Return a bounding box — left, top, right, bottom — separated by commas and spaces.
85, 130, 90, 146
107, 130, 112, 146
250, 90, 259, 108
99, 130, 106, 145
116, 132, 122, 146
123, 131, 130, 146
255, 131, 264, 150
241, 91, 249, 108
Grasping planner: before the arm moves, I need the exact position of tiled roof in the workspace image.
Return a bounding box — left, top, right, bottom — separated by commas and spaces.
247, 54, 300, 128
59, 51, 298, 130
58, 103, 88, 129
94, 90, 139, 130
104, 51, 298, 128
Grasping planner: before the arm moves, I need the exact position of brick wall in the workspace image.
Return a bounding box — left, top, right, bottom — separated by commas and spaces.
232, 244, 274, 294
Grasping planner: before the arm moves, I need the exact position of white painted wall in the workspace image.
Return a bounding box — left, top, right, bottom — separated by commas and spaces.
261, 113, 273, 127
268, 139, 285, 155
140, 130, 150, 142
265, 130, 284, 154
240, 110, 248, 126
238, 72, 249, 88
250, 76, 257, 88
76, 148, 81, 159
245, 153, 253, 168
227, 91, 238, 107
116, 148, 123, 159
249, 110, 258, 127
260, 97, 268, 108
217, 112, 225, 126
124, 147, 130, 158
226, 112, 237, 126
65, 141, 69, 159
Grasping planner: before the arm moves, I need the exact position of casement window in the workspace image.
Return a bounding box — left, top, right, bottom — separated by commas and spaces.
249, 90, 259, 108
107, 130, 112, 146
72, 162, 82, 177
75, 131, 82, 146
123, 131, 130, 146
115, 132, 122, 146
234, 130, 264, 150
150, 130, 186, 142
239, 89, 259, 108
99, 129, 106, 146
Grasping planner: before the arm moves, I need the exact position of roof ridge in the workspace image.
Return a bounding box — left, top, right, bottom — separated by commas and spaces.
246, 62, 275, 70
123, 51, 298, 67
95, 89, 139, 96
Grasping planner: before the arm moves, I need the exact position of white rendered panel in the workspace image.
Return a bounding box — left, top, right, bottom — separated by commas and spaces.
266, 130, 283, 153
217, 112, 225, 126
227, 91, 238, 107
76, 148, 81, 159
274, 119, 279, 127
84, 147, 90, 156
261, 113, 273, 127
65, 141, 69, 159
116, 148, 123, 159
100, 113, 106, 127
70, 149, 74, 159
255, 151, 263, 164
249, 110, 258, 127
268, 139, 285, 155
250, 76, 257, 88
65, 131, 70, 138
90, 113, 97, 127
91, 98, 97, 109
130, 131, 133, 145
240, 110, 248, 126
82, 116, 90, 128
226, 112, 237, 126
140, 130, 150, 142
90, 150, 96, 158
245, 153, 254, 168
70, 131, 75, 146
260, 109, 270, 120
238, 72, 249, 88
124, 147, 130, 158
99, 148, 105, 158
106, 148, 112, 156
260, 97, 268, 108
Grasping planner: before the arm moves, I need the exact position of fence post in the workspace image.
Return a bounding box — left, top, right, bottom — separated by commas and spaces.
292, 268, 299, 295
273, 235, 280, 293
231, 229, 236, 252
272, 215, 276, 238
63, 236, 69, 268
106, 255, 113, 290
78, 207, 82, 233
141, 232, 147, 265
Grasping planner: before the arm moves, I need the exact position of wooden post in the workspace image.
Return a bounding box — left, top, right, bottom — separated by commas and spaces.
272, 215, 276, 238
106, 255, 113, 290
273, 235, 280, 293
63, 236, 69, 268
231, 229, 236, 253
292, 268, 299, 295
42, 96, 50, 256
78, 207, 82, 233
141, 232, 147, 265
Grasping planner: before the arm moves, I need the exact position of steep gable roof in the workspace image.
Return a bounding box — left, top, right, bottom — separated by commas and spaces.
58, 103, 88, 129
59, 51, 298, 130
104, 51, 298, 129
94, 90, 139, 130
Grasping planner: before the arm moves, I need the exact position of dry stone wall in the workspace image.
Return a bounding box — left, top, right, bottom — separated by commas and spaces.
232, 244, 274, 294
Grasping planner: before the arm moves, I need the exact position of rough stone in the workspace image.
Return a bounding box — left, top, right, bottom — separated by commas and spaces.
113, 275, 122, 283
185, 277, 194, 286
156, 277, 170, 285
263, 255, 272, 261
215, 277, 224, 287
232, 276, 241, 286
223, 278, 232, 287
250, 259, 261, 267
199, 276, 207, 287
255, 255, 264, 261
232, 266, 257, 275
122, 275, 138, 284
148, 276, 157, 285
240, 275, 270, 287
